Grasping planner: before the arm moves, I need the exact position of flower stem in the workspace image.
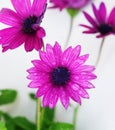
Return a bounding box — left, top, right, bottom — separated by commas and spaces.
65, 17, 74, 48
36, 98, 41, 130
73, 105, 80, 130
95, 38, 105, 67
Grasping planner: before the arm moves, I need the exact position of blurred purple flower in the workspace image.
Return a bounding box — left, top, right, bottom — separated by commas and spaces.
49, 0, 90, 10
0, 0, 47, 52
27, 42, 96, 109
80, 2, 115, 38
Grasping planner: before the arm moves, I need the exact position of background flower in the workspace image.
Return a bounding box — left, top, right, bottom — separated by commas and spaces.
27, 42, 96, 109
0, 0, 47, 52
80, 2, 115, 38
49, 0, 90, 10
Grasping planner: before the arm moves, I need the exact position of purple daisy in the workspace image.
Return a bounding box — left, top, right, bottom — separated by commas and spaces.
80, 2, 115, 38
0, 0, 47, 52
49, 0, 90, 10
27, 42, 96, 109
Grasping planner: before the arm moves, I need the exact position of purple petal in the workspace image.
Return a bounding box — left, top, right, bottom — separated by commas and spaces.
99, 2, 107, 23
36, 27, 46, 38
69, 54, 89, 69
24, 36, 43, 52
46, 44, 56, 66
83, 11, 97, 27
43, 88, 52, 107
32, 60, 50, 72
0, 27, 21, 43
70, 84, 89, 98
65, 45, 81, 66
59, 87, 70, 109
53, 42, 62, 65
11, 0, 31, 18
0, 27, 25, 52
31, 0, 47, 16
36, 84, 51, 97
73, 65, 95, 73
61, 46, 72, 66
0, 8, 21, 26
28, 81, 41, 88
49, 88, 59, 109
39, 51, 52, 66
92, 3, 106, 23
35, 38, 43, 51
108, 8, 115, 25
67, 86, 81, 105
76, 81, 95, 89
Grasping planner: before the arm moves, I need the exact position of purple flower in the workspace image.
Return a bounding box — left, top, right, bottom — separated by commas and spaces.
80, 2, 115, 38
27, 42, 96, 109
0, 0, 47, 52
49, 0, 90, 10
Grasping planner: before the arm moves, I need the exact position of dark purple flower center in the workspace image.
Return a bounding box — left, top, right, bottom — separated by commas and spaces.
98, 24, 113, 35
23, 16, 37, 34
51, 66, 70, 86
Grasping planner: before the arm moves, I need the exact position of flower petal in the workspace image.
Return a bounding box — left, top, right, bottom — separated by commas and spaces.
36, 27, 46, 38
59, 87, 70, 109
49, 88, 59, 109
83, 11, 97, 27
24, 36, 43, 52
99, 2, 107, 23
67, 85, 81, 105
69, 54, 89, 69
53, 42, 62, 65
64, 45, 81, 66
46, 44, 56, 66
0, 27, 25, 52
108, 7, 115, 25
92, 3, 106, 23
43, 87, 52, 107
36, 84, 51, 97
70, 83, 89, 98
32, 60, 51, 72
31, 0, 47, 16
11, 0, 31, 18
0, 8, 21, 26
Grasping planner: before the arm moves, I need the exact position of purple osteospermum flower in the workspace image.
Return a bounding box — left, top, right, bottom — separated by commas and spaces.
0, 0, 47, 52
49, 0, 90, 10
80, 2, 115, 38
27, 42, 97, 109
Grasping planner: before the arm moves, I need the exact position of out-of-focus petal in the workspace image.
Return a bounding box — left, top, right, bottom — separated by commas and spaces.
83, 11, 97, 27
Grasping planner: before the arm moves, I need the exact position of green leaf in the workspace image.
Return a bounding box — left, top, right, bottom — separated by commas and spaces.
0, 121, 7, 130
13, 117, 36, 130
40, 107, 55, 130
1, 112, 15, 130
0, 89, 17, 105
48, 122, 74, 130
29, 93, 36, 101
67, 8, 79, 18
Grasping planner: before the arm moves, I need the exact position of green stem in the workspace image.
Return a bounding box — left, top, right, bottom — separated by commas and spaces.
36, 98, 41, 130
95, 38, 105, 67
36, 42, 45, 130
65, 17, 74, 48
73, 105, 80, 130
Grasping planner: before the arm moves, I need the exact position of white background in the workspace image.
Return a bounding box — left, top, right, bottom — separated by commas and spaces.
0, 0, 115, 130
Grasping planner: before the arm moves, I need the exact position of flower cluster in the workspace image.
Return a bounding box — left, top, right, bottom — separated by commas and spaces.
0, 0, 97, 109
